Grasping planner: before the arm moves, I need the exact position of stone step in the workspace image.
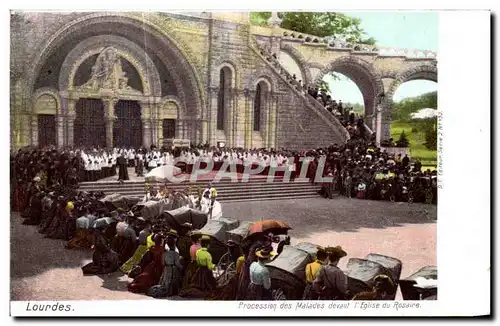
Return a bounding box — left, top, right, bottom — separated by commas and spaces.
78, 181, 315, 191
94, 190, 320, 202
92, 186, 319, 197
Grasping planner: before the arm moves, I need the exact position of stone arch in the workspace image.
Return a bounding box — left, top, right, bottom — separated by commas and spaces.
213, 61, 238, 88
251, 75, 274, 93
58, 35, 162, 98
279, 44, 312, 85
32, 87, 61, 114
160, 95, 182, 120
24, 12, 204, 119
384, 64, 438, 104
313, 56, 384, 117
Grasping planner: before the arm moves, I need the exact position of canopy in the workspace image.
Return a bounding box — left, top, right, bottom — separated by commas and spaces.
266, 245, 313, 283
196, 218, 240, 243
226, 221, 252, 243
99, 193, 138, 210
345, 258, 387, 294
135, 200, 165, 220
399, 266, 437, 300
162, 206, 208, 231
145, 165, 182, 181
365, 253, 402, 283
293, 242, 319, 259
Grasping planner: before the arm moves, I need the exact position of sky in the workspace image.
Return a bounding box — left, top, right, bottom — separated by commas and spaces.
325, 11, 438, 105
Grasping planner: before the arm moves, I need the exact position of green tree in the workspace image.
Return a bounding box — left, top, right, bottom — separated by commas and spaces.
391, 91, 437, 121
396, 130, 410, 148
250, 12, 376, 45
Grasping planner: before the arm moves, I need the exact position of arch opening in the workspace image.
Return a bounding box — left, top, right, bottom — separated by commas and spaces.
29, 15, 203, 117
314, 58, 383, 119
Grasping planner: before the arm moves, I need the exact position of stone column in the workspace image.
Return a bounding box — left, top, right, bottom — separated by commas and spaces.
244, 89, 253, 149
103, 99, 117, 149
30, 114, 38, 147
381, 110, 392, 142
201, 119, 208, 144
56, 116, 65, 148
209, 87, 218, 145
375, 106, 382, 147
263, 92, 271, 148
142, 119, 152, 148
157, 119, 163, 144
268, 94, 278, 149
66, 99, 77, 147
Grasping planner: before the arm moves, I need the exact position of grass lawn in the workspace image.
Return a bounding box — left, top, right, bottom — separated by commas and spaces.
391, 120, 437, 168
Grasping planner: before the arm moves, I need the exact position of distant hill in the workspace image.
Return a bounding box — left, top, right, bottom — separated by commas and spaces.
392, 91, 437, 121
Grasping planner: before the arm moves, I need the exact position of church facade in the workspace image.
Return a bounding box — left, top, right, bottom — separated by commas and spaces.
10, 12, 437, 150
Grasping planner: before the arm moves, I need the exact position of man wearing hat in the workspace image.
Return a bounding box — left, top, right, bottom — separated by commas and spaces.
246, 247, 276, 300
313, 246, 349, 300
303, 246, 328, 300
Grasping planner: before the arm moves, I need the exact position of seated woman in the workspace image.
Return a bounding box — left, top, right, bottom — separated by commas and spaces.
66, 209, 97, 250
181, 233, 202, 289
81, 227, 119, 275
150, 233, 183, 298
128, 234, 165, 294
120, 221, 153, 274
180, 235, 216, 298
111, 221, 138, 265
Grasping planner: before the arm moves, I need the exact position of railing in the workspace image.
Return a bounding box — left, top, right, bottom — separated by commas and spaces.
249, 37, 350, 142
277, 27, 437, 59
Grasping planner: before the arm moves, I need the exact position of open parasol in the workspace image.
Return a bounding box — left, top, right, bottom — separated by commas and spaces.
92, 217, 117, 230
145, 165, 182, 182
247, 219, 291, 237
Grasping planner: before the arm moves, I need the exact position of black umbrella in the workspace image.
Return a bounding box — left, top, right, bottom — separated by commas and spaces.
92, 217, 116, 229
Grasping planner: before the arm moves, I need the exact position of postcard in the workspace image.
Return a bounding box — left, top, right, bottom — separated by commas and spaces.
8, 8, 490, 318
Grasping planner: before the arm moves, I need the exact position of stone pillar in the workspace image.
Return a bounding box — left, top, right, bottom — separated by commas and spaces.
67, 114, 76, 147
157, 119, 163, 144
244, 89, 253, 149
375, 106, 382, 147
201, 119, 208, 144
66, 99, 77, 147
381, 110, 392, 142
268, 94, 278, 149
102, 99, 117, 149
30, 114, 38, 147
209, 87, 218, 145
56, 116, 65, 148
263, 92, 271, 148
142, 118, 152, 148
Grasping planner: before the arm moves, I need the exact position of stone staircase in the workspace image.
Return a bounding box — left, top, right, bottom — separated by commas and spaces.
249, 37, 350, 143
78, 176, 322, 203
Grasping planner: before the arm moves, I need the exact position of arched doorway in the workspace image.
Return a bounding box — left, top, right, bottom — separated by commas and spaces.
113, 100, 142, 148
73, 98, 106, 148
38, 115, 56, 147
